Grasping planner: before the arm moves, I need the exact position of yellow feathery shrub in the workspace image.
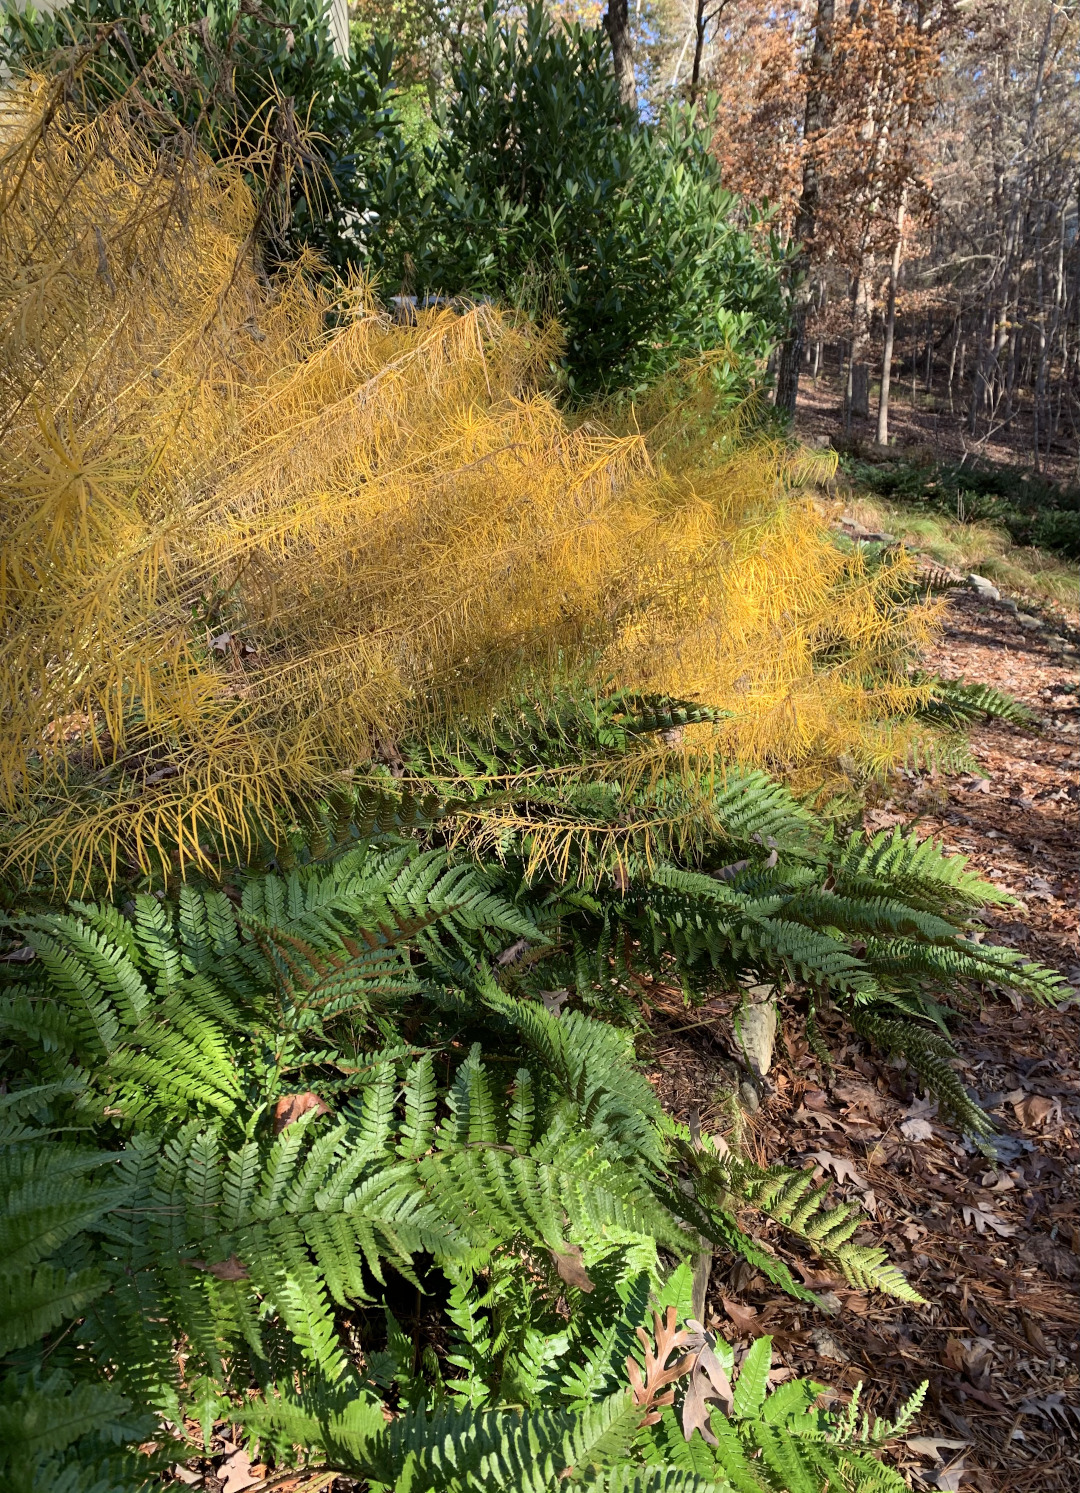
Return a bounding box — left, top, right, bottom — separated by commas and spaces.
0, 80, 938, 887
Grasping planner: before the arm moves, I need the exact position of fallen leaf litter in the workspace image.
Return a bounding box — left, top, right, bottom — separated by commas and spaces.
644, 587, 1079, 1493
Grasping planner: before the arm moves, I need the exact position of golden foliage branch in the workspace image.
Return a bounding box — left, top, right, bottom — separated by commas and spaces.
0, 85, 938, 888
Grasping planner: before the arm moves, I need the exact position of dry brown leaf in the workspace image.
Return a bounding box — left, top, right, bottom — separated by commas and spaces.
219, 1447, 258, 1493
680, 1342, 734, 1446
273, 1091, 330, 1133
933, 1462, 966, 1492
1021, 1313, 1048, 1354
805, 1150, 868, 1189
1012, 1093, 1059, 1129
961, 1205, 1018, 1238
793, 1109, 844, 1131
794, 1261, 841, 1291
837, 1290, 870, 1315
905, 1435, 970, 1461
831, 1078, 891, 1119
550, 1244, 594, 1294
721, 1298, 761, 1336
626, 1306, 697, 1424
184, 1254, 249, 1281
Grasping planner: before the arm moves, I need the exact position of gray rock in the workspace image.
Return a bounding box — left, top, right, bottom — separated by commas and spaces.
968, 573, 1000, 601
738, 1080, 760, 1114
1016, 614, 1042, 630
998, 598, 1018, 614
973, 567, 1003, 597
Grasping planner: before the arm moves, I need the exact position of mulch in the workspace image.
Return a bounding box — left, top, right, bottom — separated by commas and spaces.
642, 588, 1079, 1493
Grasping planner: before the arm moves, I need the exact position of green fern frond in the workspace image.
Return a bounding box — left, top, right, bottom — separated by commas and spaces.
913, 675, 1037, 728
676, 1141, 924, 1304
848, 1009, 992, 1135
834, 826, 1006, 910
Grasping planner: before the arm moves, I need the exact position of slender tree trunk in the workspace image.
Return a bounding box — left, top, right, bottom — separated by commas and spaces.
946, 317, 960, 413
958, 333, 967, 403
849, 270, 872, 420
604, 0, 637, 111
876, 196, 906, 445
1034, 215, 1047, 471
690, 0, 709, 102
775, 0, 835, 416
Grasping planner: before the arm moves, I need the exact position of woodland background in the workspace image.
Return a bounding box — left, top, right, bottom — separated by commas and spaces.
352, 0, 1080, 472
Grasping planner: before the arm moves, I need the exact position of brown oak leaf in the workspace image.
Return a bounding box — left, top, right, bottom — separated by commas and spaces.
1013, 1094, 1059, 1129
273, 1091, 330, 1133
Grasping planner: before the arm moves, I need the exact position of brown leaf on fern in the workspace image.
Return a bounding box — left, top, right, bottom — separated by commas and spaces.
681, 1340, 734, 1446
626, 1305, 696, 1423
273, 1091, 330, 1133
184, 1255, 249, 1281
551, 1244, 594, 1293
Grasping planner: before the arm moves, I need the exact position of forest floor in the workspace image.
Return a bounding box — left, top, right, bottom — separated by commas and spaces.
794, 369, 1079, 487
643, 586, 1080, 1493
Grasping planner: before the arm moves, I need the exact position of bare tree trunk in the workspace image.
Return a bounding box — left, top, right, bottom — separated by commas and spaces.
690, 0, 710, 102
849, 270, 872, 420
876, 196, 906, 445
1034, 212, 1047, 471
604, 0, 637, 111
775, 0, 835, 416
946, 317, 960, 413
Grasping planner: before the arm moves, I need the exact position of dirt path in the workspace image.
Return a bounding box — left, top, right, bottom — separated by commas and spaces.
646, 588, 1079, 1493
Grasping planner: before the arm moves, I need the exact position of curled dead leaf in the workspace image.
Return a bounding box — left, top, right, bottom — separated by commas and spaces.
550, 1243, 593, 1293
805, 1150, 868, 1189
681, 1341, 734, 1446
1021, 1313, 1048, 1355
721, 1297, 760, 1336
540, 988, 569, 1016
960, 1204, 1017, 1238
273, 1091, 330, 1133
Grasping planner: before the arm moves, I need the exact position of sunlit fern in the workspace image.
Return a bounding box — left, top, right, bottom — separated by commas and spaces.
1, 861, 932, 1489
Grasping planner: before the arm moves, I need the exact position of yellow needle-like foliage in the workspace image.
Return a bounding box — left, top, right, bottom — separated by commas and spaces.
0, 81, 938, 888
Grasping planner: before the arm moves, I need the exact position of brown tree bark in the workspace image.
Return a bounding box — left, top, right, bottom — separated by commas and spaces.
775, 0, 835, 417
876, 195, 906, 446
603, 0, 637, 111
690, 0, 733, 102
